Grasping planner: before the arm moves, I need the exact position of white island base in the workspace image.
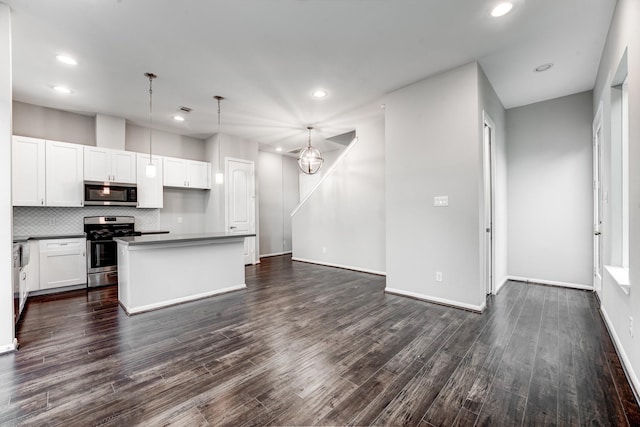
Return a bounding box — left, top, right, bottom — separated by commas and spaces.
116, 233, 253, 315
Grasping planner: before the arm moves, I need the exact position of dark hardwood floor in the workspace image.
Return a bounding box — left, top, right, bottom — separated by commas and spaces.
1, 255, 638, 426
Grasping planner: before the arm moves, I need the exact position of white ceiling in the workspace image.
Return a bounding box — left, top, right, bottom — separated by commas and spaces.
4, 0, 616, 154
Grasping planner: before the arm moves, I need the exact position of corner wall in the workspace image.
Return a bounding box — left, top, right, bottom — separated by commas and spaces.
592, 0, 640, 399
291, 117, 385, 274
385, 62, 484, 310
506, 91, 594, 288
258, 152, 298, 257
0, 3, 14, 353
478, 65, 508, 293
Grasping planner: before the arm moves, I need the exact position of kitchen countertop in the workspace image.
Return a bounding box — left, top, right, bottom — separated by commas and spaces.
13, 233, 86, 242
114, 232, 255, 247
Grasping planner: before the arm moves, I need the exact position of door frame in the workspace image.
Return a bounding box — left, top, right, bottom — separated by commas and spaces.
593, 102, 603, 297
482, 111, 496, 296
225, 157, 257, 265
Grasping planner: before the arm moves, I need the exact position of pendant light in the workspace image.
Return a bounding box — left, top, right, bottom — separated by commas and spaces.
144, 72, 157, 178
213, 95, 225, 185
297, 126, 323, 174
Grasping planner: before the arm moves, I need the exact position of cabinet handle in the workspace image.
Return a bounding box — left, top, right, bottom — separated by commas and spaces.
41, 199, 44, 205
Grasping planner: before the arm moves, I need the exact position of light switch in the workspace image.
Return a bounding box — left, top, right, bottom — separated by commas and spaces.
434, 196, 449, 207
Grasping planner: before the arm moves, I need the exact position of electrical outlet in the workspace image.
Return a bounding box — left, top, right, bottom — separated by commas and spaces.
48, 218, 56, 226
436, 272, 443, 282
434, 196, 449, 207
177, 217, 183, 224
630, 317, 634, 338
322, 247, 326, 254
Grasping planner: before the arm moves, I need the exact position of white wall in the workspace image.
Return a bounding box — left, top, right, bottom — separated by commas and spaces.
592, 0, 640, 399
478, 65, 508, 293
13, 101, 95, 145
258, 152, 298, 257
385, 62, 484, 311
204, 133, 260, 259
292, 117, 385, 274
125, 123, 206, 160
0, 3, 14, 353
506, 91, 593, 287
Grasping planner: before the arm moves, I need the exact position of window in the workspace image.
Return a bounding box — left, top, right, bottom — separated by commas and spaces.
607, 49, 629, 292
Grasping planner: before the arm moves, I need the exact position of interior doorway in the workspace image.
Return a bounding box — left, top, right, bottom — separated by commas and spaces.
483, 112, 496, 296
593, 103, 603, 297
225, 158, 256, 265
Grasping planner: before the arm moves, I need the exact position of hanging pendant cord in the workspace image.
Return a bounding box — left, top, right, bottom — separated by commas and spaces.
144, 72, 157, 160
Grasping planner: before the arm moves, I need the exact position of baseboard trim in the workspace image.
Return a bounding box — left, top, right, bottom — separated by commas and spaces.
384, 287, 485, 313
507, 276, 592, 291
260, 251, 292, 259
600, 305, 640, 406
292, 257, 386, 276
495, 277, 509, 294
0, 338, 18, 354
120, 284, 247, 315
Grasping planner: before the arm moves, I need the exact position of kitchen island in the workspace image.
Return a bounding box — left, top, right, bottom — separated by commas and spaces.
114, 232, 255, 315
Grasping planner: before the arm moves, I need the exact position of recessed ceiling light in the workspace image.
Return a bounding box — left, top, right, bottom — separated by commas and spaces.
535, 63, 554, 72
52, 85, 72, 94
56, 55, 77, 66
173, 115, 185, 122
276, 147, 283, 152
491, 2, 513, 17
312, 89, 328, 98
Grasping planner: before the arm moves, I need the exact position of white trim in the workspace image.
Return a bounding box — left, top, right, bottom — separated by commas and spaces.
121, 284, 246, 315
496, 276, 509, 294
291, 136, 359, 217
482, 111, 497, 296
0, 338, 18, 354
291, 257, 386, 276
600, 305, 640, 405
259, 251, 292, 258
507, 276, 593, 291
384, 287, 485, 313
604, 265, 630, 295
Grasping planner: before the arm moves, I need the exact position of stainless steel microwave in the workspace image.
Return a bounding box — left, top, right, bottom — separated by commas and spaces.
84, 181, 138, 206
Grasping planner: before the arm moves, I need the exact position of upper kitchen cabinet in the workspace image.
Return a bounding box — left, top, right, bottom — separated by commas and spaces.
45, 140, 84, 207
163, 156, 211, 189
136, 153, 163, 208
84, 147, 136, 184
12, 135, 46, 206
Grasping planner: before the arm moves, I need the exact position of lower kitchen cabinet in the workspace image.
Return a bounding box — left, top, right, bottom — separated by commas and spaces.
39, 238, 87, 290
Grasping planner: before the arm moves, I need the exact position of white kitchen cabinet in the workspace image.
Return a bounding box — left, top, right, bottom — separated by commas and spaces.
163, 156, 211, 189
136, 153, 163, 208
27, 240, 40, 292
12, 136, 46, 206
46, 140, 84, 207
39, 238, 86, 290
84, 147, 136, 184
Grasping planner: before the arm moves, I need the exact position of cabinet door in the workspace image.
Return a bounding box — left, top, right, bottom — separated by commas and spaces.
46, 141, 84, 207
27, 240, 40, 292
83, 147, 111, 182
137, 154, 163, 208
39, 239, 87, 290
188, 160, 211, 189
163, 156, 188, 187
12, 136, 46, 206
112, 150, 137, 184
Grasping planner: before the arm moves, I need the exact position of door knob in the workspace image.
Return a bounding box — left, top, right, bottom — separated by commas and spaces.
594, 231, 601, 236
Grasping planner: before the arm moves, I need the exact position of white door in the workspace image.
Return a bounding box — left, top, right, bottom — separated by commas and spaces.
483, 114, 495, 295
226, 158, 256, 265
46, 140, 84, 207
111, 150, 137, 184
84, 147, 111, 182
593, 104, 603, 296
12, 136, 46, 206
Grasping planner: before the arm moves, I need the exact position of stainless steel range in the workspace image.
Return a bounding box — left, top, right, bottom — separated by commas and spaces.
84, 216, 139, 287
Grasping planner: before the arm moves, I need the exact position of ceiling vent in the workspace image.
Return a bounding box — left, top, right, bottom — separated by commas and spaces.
177, 106, 192, 113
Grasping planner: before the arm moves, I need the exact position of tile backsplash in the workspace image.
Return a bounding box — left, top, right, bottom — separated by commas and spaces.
13, 206, 160, 236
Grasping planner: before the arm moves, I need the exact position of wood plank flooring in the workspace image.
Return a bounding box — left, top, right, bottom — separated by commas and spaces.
1, 255, 638, 426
